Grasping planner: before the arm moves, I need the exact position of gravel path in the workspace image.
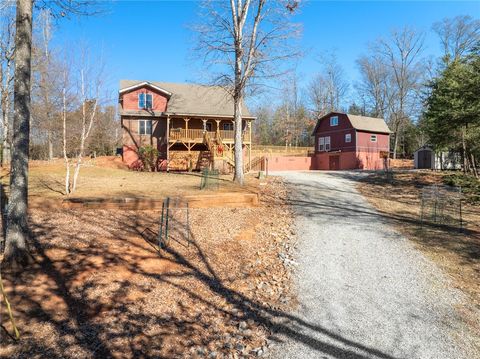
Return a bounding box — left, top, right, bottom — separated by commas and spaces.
268, 171, 478, 359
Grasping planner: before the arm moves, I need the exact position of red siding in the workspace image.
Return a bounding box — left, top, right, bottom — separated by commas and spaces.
121, 86, 168, 112
314, 113, 356, 153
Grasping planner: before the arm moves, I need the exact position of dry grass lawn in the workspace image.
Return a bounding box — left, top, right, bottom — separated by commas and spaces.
357, 170, 480, 332
0, 156, 260, 201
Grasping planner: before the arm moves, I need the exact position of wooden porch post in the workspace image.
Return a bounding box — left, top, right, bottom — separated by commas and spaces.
248, 120, 252, 172
166, 115, 170, 172
202, 118, 207, 132
215, 120, 220, 139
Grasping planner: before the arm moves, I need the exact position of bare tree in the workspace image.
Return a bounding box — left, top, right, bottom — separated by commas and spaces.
433, 15, 480, 64
308, 52, 348, 116
194, 0, 301, 185
375, 27, 425, 158
0, 5, 15, 166
355, 54, 390, 118
4, 0, 33, 266
3, 0, 103, 266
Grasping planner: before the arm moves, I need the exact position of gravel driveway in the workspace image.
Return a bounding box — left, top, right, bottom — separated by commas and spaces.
268, 171, 478, 359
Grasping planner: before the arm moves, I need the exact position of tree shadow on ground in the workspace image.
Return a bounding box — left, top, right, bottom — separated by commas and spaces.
1, 206, 400, 359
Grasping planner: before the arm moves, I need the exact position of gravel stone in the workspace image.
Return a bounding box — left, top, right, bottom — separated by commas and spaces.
267, 171, 479, 359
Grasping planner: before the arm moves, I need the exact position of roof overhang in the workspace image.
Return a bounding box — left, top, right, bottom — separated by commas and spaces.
120, 110, 256, 120
119, 81, 173, 97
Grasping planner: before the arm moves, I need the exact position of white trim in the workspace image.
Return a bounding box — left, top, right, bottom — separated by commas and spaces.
370, 134, 377, 142
119, 81, 172, 96
325, 136, 331, 151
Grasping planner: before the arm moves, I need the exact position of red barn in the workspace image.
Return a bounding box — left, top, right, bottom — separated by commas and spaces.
312, 112, 391, 170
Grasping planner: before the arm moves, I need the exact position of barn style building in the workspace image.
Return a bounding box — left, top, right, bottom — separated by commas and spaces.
312, 112, 391, 170
119, 80, 255, 172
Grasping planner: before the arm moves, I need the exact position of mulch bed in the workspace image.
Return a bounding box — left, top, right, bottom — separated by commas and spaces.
1, 177, 297, 358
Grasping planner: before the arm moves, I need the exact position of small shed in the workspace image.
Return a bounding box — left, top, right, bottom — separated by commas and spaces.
414, 145, 462, 170
414, 145, 434, 169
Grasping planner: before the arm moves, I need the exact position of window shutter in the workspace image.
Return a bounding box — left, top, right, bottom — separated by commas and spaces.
138, 93, 145, 109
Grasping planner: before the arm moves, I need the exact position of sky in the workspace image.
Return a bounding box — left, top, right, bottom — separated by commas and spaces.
50, 1, 480, 107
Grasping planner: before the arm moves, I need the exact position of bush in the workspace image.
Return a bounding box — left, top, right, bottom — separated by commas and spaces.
138, 145, 160, 172
443, 173, 480, 204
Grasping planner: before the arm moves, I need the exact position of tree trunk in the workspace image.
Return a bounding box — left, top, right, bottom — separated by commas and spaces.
461, 125, 468, 174
233, 94, 244, 185
4, 0, 33, 267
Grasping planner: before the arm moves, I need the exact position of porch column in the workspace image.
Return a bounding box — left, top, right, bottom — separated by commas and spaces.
215, 120, 220, 139
166, 115, 170, 172
202, 119, 207, 132
248, 120, 252, 172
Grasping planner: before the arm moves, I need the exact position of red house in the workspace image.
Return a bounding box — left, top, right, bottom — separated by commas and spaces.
119, 80, 255, 171
312, 112, 391, 170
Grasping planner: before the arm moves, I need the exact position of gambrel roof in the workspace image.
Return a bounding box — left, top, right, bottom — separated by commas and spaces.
119, 80, 254, 119
312, 112, 391, 135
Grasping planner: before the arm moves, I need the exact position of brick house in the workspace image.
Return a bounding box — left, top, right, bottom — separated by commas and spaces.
119, 80, 255, 171
312, 112, 391, 170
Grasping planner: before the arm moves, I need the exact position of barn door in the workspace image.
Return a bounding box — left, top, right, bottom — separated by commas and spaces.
329, 155, 340, 170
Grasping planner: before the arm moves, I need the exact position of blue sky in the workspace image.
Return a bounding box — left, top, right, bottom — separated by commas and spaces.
51, 1, 480, 106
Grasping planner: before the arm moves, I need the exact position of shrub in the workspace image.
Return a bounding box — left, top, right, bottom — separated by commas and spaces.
138, 145, 160, 172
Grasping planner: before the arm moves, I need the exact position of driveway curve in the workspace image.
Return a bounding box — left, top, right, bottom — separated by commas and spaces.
268, 171, 478, 359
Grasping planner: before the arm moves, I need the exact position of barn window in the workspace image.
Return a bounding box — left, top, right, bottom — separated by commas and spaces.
318, 137, 325, 151
370, 134, 377, 142
138, 93, 153, 109
139, 120, 152, 135
330, 116, 338, 126
325, 136, 331, 151
345, 133, 351, 143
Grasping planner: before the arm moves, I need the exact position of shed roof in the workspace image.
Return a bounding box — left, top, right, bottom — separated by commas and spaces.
119, 80, 254, 118
312, 112, 391, 135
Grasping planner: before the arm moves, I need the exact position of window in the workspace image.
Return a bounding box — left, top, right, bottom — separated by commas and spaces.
370, 134, 377, 142
223, 122, 234, 131
330, 116, 338, 126
345, 133, 351, 143
138, 93, 153, 109
205, 122, 213, 132
318, 136, 331, 152
318, 137, 325, 151
139, 120, 152, 135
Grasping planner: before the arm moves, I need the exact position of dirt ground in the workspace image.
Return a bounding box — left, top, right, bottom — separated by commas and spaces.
0, 156, 260, 201
0, 176, 297, 358
357, 170, 480, 332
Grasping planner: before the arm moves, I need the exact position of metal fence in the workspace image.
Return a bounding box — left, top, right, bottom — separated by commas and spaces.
420, 184, 463, 230
142, 197, 191, 250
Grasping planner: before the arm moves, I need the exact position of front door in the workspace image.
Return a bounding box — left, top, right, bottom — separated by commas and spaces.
329, 155, 340, 170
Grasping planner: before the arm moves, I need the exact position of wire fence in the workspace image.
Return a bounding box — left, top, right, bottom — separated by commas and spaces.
142, 197, 191, 250
420, 184, 463, 230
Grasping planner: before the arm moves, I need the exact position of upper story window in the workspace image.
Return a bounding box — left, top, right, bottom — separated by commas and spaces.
138, 93, 153, 109
345, 133, 351, 143
139, 120, 152, 135
370, 134, 377, 142
223, 122, 234, 131
330, 116, 338, 126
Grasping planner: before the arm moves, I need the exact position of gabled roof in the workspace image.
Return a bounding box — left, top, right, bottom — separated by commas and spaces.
312, 112, 391, 135
119, 81, 172, 97
119, 80, 254, 119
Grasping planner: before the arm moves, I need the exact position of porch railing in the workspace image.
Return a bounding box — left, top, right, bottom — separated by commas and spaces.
169, 129, 249, 142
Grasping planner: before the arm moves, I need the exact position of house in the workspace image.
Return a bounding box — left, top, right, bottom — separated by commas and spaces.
414, 145, 462, 170
119, 80, 255, 171
312, 112, 391, 170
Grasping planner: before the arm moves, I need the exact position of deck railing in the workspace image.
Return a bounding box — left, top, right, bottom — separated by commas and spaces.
169, 129, 249, 142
